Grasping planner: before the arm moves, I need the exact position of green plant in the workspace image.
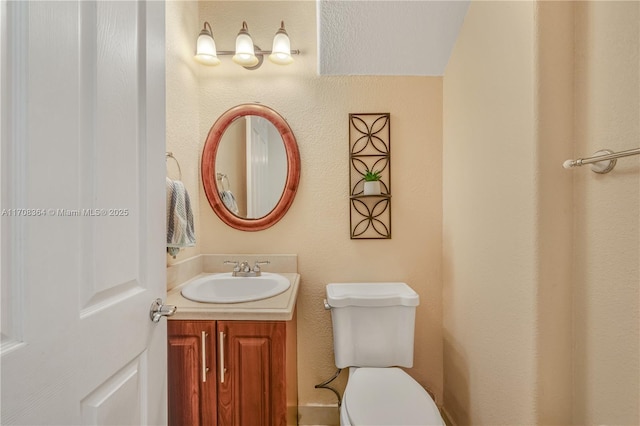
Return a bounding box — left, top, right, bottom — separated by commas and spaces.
363, 169, 382, 181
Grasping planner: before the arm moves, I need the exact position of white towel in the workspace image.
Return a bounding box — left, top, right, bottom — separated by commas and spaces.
166, 177, 195, 257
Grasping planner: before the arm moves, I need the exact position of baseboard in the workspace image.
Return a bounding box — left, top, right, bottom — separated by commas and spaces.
298, 403, 454, 426
297, 405, 340, 426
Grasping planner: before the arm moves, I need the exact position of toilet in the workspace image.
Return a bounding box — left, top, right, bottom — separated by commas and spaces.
325, 282, 444, 426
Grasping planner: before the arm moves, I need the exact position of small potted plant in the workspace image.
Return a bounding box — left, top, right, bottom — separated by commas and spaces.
363, 169, 382, 195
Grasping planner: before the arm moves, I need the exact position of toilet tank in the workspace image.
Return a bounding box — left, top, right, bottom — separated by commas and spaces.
326, 282, 419, 368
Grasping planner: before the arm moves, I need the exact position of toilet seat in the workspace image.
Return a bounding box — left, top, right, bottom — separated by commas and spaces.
342, 368, 444, 426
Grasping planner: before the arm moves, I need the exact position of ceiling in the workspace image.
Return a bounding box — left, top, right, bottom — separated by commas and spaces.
317, 0, 470, 76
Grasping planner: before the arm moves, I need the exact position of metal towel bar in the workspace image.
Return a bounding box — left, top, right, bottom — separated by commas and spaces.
563, 147, 640, 173
166, 152, 182, 180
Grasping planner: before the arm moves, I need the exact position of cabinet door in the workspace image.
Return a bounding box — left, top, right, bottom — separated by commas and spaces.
167, 321, 217, 426
217, 321, 287, 426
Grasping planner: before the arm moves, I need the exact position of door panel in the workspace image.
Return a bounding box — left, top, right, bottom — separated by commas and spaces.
78, 0, 145, 312
82, 0, 141, 303
0, 1, 167, 424
218, 321, 287, 426
81, 355, 146, 426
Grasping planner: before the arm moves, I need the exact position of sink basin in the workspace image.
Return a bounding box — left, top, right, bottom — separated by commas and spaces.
181, 272, 291, 304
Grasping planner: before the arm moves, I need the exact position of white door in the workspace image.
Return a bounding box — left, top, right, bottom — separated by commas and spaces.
246, 116, 271, 218
0, 1, 168, 424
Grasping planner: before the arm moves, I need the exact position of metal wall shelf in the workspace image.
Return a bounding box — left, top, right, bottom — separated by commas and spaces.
349, 113, 391, 239
350, 194, 392, 199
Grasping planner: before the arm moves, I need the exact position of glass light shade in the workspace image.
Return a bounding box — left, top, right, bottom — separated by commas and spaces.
269, 22, 294, 65
194, 32, 221, 66
232, 22, 259, 67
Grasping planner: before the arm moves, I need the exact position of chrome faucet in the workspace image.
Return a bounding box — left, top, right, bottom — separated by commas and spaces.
223, 260, 270, 277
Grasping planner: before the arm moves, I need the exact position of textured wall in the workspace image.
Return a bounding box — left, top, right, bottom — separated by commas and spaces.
573, 2, 640, 424
166, 1, 201, 264
534, 3, 574, 424
167, 1, 639, 423
444, 1, 638, 425
168, 1, 444, 408
443, 2, 538, 423
317, 0, 469, 76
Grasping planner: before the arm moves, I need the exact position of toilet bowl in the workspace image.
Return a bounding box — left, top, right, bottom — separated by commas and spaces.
340, 368, 443, 426
325, 282, 445, 426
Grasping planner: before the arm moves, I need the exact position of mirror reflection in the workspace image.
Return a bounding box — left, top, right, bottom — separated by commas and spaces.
215, 116, 287, 219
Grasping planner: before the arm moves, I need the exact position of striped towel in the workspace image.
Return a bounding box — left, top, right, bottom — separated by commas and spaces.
166, 177, 195, 257
220, 190, 239, 215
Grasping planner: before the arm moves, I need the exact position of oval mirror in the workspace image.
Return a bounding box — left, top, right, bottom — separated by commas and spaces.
202, 104, 300, 231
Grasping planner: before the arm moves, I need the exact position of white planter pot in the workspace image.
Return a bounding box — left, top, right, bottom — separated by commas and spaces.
363, 181, 381, 195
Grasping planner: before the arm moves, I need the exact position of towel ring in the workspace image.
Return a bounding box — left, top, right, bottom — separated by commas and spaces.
216, 173, 231, 192
166, 152, 182, 181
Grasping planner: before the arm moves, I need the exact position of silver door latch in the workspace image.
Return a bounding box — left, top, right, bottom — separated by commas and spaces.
149, 298, 177, 323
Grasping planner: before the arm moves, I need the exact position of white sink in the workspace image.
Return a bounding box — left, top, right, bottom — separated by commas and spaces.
181, 272, 291, 304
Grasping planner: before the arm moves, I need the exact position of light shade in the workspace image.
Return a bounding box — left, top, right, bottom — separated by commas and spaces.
269, 21, 294, 65
194, 22, 220, 66
232, 21, 259, 67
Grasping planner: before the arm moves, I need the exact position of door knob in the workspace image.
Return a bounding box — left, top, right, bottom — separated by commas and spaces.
149, 298, 177, 323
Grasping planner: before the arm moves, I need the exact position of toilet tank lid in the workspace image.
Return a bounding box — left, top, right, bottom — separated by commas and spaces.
326, 283, 419, 307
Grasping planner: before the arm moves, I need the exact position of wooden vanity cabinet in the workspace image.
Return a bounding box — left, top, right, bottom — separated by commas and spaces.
168, 319, 297, 426
167, 320, 217, 425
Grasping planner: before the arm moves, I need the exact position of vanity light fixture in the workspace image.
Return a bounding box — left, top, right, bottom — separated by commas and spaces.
232, 21, 259, 67
194, 22, 221, 66
194, 21, 300, 70
269, 21, 294, 65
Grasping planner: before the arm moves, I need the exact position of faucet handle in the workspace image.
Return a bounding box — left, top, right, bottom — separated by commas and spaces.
223, 260, 240, 272
253, 260, 270, 273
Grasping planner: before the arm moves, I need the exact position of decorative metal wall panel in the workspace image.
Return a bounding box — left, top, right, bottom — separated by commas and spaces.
349, 113, 391, 239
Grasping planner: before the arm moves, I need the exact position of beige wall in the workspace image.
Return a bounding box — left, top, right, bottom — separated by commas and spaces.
167, 0, 639, 423
167, 0, 444, 411
444, 1, 638, 425
166, 0, 201, 264
443, 2, 540, 423
573, 2, 639, 424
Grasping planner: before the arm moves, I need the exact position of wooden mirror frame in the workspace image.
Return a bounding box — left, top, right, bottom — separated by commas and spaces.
202, 104, 300, 231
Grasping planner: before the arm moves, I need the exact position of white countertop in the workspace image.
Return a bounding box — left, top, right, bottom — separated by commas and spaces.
167, 272, 300, 321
